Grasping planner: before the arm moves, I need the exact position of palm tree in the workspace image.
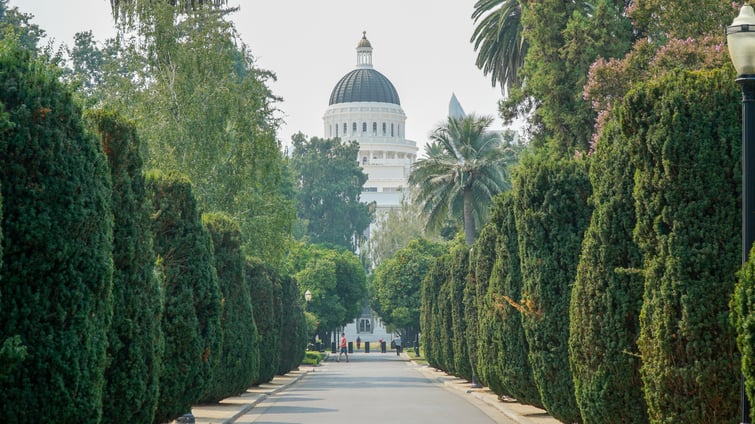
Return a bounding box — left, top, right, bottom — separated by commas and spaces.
408, 114, 515, 245
471, 0, 527, 92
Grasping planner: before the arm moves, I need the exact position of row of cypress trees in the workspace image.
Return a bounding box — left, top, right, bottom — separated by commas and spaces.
421, 68, 744, 423
0, 39, 307, 424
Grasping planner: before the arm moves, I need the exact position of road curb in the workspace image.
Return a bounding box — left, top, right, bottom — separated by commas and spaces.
222, 367, 314, 424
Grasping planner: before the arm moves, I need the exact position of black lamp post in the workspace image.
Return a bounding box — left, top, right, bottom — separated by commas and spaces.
728, 5, 755, 423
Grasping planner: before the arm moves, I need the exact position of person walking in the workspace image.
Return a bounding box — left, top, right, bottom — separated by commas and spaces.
337, 332, 349, 362
394, 334, 402, 356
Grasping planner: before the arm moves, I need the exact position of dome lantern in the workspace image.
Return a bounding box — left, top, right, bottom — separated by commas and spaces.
357, 31, 373, 68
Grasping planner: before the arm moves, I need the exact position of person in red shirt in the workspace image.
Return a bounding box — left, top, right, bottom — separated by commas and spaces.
337, 332, 349, 362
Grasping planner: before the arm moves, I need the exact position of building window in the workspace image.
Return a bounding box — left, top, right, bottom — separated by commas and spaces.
363, 187, 377, 192
362, 122, 367, 132
343, 123, 347, 135
353, 122, 357, 132
391, 123, 394, 137
335, 124, 339, 137
362, 156, 367, 165
372, 122, 377, 135
359, 318, 372, 333
382, 122, 386, 135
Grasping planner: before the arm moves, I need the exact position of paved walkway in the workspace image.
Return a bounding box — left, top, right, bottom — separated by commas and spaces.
184, 352, 561, 424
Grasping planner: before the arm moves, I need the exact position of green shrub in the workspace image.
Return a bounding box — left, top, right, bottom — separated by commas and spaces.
568, 111, 647, 423
449, 242, 472, 380
147, 170, 222, 423
513, 153, 591, 423
88, 109, 163, 424
246, 258, 281, 384
203, 213, 259, 401
277, 273, 307, 374
487, 193, 541, 407
627, 70, 740, 423
0, 41, 113, 423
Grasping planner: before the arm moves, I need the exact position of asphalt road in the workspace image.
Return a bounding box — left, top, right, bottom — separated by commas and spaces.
234, 352, 517, 424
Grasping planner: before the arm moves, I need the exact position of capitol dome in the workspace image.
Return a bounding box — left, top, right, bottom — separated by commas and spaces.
329, 68, 400, 105
328, 32, 400, 105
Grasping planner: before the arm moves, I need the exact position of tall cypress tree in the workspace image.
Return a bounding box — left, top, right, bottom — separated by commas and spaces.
147, 170, 220, 423
0, 41, 113, 423
203, 212, 259, 401
626, 69, 740, 423
88, 109, 163, 424
277, 272, 307, 374
513, 153, 591, 423
568, 114, 647, 423
449, 242, 472, 380
247, 258, 281, 384
466, 221, 495, 388
488, 193, 542, 407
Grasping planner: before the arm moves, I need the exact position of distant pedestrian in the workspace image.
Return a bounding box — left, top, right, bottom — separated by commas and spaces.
356, 336, 361, 350
337, 332, 349, 362
395, 335, 402, 356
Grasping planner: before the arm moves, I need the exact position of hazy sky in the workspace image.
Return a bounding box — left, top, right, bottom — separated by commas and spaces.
12, 0, 506, 151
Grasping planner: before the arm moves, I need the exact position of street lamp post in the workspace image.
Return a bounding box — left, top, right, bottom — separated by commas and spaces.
728, 5, 755, 423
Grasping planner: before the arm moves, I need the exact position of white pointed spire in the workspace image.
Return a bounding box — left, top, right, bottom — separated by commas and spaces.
356, 31, 373, 68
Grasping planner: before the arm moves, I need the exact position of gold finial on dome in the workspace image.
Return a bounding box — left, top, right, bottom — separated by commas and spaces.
358, 31, 372, 48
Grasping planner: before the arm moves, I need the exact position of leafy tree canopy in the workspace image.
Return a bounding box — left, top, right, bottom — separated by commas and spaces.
290, 133, 373, 251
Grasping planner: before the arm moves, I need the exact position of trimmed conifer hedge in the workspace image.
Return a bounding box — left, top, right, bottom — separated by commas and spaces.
466, 225, 494, 387
246, 257, 282, 384
88, 109, 164, 424
513, 153, 591, 424
487, 193, 541, 407
277, 273, 307, 374
626, 69, 740, 423
568, 111, 647, 423
0, 41, 114, 423
147, 170, 222, 423
203, 212, 260, 401
449, 242, 472, 380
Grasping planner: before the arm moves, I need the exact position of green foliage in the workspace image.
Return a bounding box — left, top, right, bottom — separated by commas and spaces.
409, 114, 515, 245
286, 242, 367, 332
368, 198, 429, 265
0, 41, 114, 423
372, 239, 445, 333
471, 0, 527, 91
290, 133, 372, 251
302, 351, 326, 365
87, 109, 164, 424
277, 273, 307, 374
734, 245, 755, 421
512, 153, 591, 423
246, 257, 282, 384
420, 248, 446, 369
568, 113, 647, 423
73, 5, 295, 265
465, 221, 495, 386
486, 193, 541, 406
516, 0, 632, 153
147, 170, 223, 423
448, 242, 472, 380
203, 212, 260, 402
0, 1, 46, 54
625, 69, 740, 423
